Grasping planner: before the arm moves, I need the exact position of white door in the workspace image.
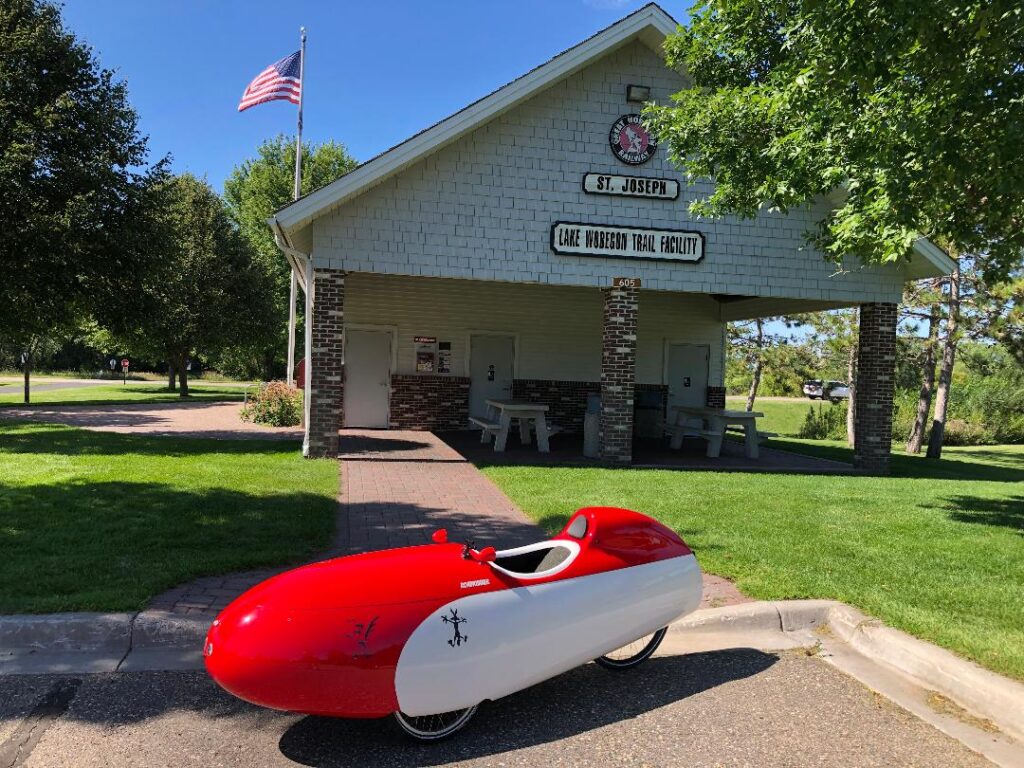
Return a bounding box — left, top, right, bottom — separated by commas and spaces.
469, 334, 515, 419
343, 329, 392, 428
667, 343, 709, 426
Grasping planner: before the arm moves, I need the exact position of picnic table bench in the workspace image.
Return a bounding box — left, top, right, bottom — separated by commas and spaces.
473, 399, 559, 453
665, 405, 765, 459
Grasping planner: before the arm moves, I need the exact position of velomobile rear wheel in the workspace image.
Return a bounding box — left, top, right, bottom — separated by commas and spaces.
392, 705, 478, 741
595, 627, 667, 670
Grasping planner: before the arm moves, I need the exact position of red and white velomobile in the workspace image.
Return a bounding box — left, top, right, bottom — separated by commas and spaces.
204, 506, 702, 740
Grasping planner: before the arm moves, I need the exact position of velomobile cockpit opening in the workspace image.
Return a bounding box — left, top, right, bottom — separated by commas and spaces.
488, 539, 581, 579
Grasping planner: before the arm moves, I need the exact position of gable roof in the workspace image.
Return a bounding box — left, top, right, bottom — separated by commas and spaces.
271, 3, 679, 240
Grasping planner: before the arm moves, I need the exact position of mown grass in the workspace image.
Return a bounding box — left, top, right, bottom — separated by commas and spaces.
725, 395, 839, 437
0, 383, 245, 407
483, 443, 1024, 680
0, 422, 338, 613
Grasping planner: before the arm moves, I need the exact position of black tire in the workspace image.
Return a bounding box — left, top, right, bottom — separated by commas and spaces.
392, 705, 478, 741
595, 627, 667, 670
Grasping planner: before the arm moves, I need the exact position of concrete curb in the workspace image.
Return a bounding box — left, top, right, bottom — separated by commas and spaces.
3, 599, 1023, 746
0, 612, 132, 655
131, 611, 210, 650
669, 599, 1024, 744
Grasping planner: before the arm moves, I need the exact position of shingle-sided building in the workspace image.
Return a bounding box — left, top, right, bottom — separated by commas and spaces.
270, 3, 953, 473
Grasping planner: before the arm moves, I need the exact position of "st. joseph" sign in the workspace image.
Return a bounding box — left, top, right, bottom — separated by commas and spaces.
582, 173, 679, 200
551, 222, 704, 263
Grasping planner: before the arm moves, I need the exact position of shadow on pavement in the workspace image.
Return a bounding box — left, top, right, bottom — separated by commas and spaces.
278, 649, 778, 767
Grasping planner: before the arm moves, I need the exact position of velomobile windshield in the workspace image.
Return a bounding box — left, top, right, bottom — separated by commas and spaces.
490, 540, 580, 579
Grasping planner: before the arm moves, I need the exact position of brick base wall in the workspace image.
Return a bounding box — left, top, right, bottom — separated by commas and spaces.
512, 379, 599, 433
600, 284, 639, 463
706, 386, 726, 409
306, 269, 345, 458
389, 375, 470, 430
854, 302, 897, 474
512, 379, 666, 434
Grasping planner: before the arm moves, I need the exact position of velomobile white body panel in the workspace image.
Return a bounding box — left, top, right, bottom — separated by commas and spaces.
395, 552, 701, 715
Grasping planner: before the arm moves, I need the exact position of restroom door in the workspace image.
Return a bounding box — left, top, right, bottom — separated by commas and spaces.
469, 334, 515, 419
343, 329, 392, 428
666, 343, 709, 424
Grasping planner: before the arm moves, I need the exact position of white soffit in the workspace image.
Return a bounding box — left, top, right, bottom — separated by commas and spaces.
271, 3, 679, 237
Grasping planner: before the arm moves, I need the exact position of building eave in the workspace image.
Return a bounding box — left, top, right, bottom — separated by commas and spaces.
907, 237, 956, 280
273, 3, 679, 240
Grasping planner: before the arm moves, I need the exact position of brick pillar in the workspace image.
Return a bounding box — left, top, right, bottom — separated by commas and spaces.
854, 302, 897, 474
305, 269, 345, 458
600, 284, 639, 463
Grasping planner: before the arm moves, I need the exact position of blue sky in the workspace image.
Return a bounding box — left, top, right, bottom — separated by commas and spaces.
63, 0, 691, 192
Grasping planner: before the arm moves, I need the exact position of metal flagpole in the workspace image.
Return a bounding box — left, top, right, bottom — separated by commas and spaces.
286, 27, 306, 386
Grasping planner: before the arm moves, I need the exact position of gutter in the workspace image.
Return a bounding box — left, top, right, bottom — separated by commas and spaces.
270, 216, 311, 292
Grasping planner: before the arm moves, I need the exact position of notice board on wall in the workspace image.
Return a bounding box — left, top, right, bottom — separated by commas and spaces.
415, 336, 437, 373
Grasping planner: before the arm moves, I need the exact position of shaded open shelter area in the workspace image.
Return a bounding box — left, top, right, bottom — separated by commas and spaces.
439, 429, 854, 474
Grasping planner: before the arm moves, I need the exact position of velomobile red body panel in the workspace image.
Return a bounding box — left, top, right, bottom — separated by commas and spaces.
204, 507, 701, 718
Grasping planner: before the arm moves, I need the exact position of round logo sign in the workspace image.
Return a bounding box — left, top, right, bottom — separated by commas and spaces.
609, 114, 657, 165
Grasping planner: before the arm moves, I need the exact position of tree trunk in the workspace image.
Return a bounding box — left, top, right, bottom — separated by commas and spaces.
178, 363, 189, 397
846, 313, 858, 446
745, 319, 764, 411
927, 256, 961, 459
906, 299, 939, 453
23, 357, 30, 405
167, 362, 176, 391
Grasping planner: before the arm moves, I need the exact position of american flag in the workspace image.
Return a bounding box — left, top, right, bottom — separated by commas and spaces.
238, 51, 301, 112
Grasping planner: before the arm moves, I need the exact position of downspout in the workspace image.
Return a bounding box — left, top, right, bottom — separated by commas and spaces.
272, 217, 314, 456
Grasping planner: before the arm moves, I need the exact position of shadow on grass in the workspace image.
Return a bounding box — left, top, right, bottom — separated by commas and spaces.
943, 494, 1024, 535
0, 479, 335, 613
0, 422, 299, 457
767, 439, 1024, 483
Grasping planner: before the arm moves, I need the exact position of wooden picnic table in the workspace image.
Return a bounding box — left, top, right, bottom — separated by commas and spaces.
666, 405, 765, 459
472, 399, 552, 453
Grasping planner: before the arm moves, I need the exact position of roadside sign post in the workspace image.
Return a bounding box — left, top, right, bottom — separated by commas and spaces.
121, 358, 129, 385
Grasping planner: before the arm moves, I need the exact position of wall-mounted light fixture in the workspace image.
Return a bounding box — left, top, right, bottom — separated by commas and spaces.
626, 84, 651, 103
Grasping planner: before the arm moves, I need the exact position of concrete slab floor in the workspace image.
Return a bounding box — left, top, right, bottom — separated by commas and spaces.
0, 651, 997, 768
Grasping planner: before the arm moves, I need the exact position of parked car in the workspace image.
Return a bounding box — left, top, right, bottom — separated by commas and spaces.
803, 380, 850, 403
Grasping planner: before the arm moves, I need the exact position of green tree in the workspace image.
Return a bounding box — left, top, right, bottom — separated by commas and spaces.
222, 135, 357, 378
0, 0, 159, 401
645, 0, 1024, 278
114, 174, 273, 396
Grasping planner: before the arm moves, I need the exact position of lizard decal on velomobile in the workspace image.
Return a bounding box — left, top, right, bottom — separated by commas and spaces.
204, 507, 702, 740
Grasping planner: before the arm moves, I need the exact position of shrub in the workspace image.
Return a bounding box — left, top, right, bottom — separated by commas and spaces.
241, 381, 302, 427
797, 403, 847, 440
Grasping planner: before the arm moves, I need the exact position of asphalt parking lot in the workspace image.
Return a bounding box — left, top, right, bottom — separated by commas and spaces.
0, 649, 994, 768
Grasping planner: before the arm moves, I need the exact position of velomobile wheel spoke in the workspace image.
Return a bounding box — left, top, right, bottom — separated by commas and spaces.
393, 705, 478, 741
595, 627, 667, 670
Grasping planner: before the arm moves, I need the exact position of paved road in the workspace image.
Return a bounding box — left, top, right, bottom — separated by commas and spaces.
0, 650, 992, 767
0, 380, 108, 394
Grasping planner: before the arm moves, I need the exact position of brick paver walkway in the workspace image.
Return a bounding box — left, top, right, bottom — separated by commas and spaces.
147, 430, 545, 619
148, 429, 749, 619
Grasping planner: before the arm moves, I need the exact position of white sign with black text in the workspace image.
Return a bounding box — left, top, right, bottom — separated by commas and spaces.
551, 222, 704, 262
583, 173, 679, 200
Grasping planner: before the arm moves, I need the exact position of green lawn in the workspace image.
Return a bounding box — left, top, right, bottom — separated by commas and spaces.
0, 382, 246, 407
482, 444, 1024, 680
0, 422, 338, 613
726, 395, 834, 437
